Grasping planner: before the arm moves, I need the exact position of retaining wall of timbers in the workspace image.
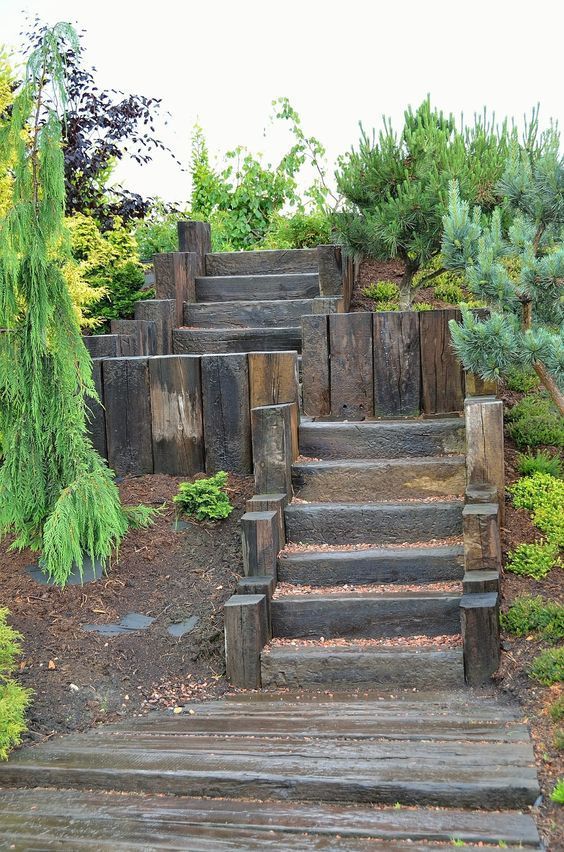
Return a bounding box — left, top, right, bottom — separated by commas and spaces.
88, 350, 299, 477
302, 308, 496, 419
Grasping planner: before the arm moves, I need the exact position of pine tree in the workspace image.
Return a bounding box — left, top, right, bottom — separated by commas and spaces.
442, 138, 564, 414
335, 98, 513, 307
0, 24, 153, 584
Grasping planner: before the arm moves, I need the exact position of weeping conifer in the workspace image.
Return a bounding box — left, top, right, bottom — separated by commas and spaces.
0, 24, 153, 584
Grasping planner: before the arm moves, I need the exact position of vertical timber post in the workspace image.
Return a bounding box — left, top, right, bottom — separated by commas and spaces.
177, 221, 211, 276
250, 403, 293, 498
464, 398, 505, 525
224, 594, 269, 688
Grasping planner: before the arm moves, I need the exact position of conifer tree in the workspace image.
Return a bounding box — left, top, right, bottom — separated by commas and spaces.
0, 23, 153, 584
442, 140, 564, 414
335, 98, 512, 307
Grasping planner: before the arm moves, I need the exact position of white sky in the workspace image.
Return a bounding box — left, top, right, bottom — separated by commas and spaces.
1, 0, 562, 205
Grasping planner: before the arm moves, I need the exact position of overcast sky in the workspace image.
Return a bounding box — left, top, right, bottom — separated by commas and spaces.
2, 0, 562, 205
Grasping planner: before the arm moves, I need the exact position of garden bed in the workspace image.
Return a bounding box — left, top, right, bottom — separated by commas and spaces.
0, 473, 254, 742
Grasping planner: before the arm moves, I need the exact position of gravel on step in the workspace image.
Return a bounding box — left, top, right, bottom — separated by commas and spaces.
281, 537, 463, 554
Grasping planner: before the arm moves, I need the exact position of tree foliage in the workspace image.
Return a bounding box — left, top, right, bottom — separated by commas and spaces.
0, 23, 153, 584
335, 98, 513, 306
442, 137, 564, 413
0, 609, 31, 760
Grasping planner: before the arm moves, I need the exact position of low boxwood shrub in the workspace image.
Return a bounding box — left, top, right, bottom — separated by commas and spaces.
0, 609, 32, 760
530, 647, 564, 685
362, 281, 400, 308
509, 472, 564, 548
550, 778, 564, 804
550, 696, 564, 721
505, 367, 541, 393
412, 302, 434, 311
173, 471, 233, 521
505, 542, 561, 580
501, 595, 564, 643
434, 280, 464, 304
506, 393, 564, 448
516, 450, 562, 478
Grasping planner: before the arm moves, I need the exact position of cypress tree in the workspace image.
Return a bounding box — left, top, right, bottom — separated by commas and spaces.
0, 24, 153, 584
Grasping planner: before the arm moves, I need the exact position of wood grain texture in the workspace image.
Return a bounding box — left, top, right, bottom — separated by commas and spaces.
246, 493, 287, 548
251, 404, 293, 496
301, 315, 330, 417
205, 248, 318, 277
153, 252, 176, 299
135, 299, 175, 355
196, 273, 319, 302
83, 334, 120, 359
329, 312, 374, 419
317, 245, 342, 296
201, 353, 252, 474
463, 570, 500, 594
224, 594, 269, 688
460, 592, 500, 686
241, 510, 280, 578
373, 312, 421, 416
177, 221, 211, 275
110, 319, 158, 356
149, 356, 204, 475
248, 351, 299, 409
173, 327, 303, 354
103, 357, 153, 475
464, 398, 505, 523
465, 372, 498, 397
463, 503, 502, 572
87, 358, 107, 459
419, 310, 464, 414
184, 298, 337, 329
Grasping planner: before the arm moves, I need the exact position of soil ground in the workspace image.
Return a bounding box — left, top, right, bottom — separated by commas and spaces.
0, 473, 254, 742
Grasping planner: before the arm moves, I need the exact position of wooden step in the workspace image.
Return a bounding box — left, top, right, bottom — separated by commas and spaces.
271, 590, 462, 638
0, 789, 541, 849
292, 457, 466, 501
299, 418, 466, 460
195, 272, 320, 302
278, 545, 464, 586
0, 699, 538, 809
184, 297, 340, 329
206, 247, 319, 276
262, 643, 465, 689
284, 500, 464, 545
173, 326, 302, 354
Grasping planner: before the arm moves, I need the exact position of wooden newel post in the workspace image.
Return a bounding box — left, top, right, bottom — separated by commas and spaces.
153, 252, 197, 329
460, 593, 500, 685
177, 221, 211, 276
317, 245, 343, 297
250, 403, 293, 497
224, 594, 269, 688
241, 510, 280, 578
462, 502, 502, 572
464, 398, 505, 524
246, 493, 287, 550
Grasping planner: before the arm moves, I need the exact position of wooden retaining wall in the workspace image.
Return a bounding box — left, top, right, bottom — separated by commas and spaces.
302, 309, 494, 419
87, 351, 299, 478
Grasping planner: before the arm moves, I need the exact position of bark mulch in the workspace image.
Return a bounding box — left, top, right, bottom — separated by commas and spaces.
0, 473, 254, 742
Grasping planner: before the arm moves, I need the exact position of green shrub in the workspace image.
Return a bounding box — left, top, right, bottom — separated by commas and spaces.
530, 648, 564, 685
516, 450, 562, 478
509, 473, 564, 547
555, 729, 564, 750
362, 281, 400, 305
506, 394, 564, 448
550, 778, 564, 804
506, 542, 561, 580
505, 367, 541, 393
434, 280, 464, 304
412, 302, 434, 311
134, 201, 188, 259
262, 211, 333, 249
0, 609, 32, 760
173, 472, 233, 521
501, 595, 564, 643
550, 696, 564, 721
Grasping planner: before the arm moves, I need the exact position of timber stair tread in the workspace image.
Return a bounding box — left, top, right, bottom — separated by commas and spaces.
195, 272, 320, 302
173, 325, 302, 354
206, 246, 319, 276
184, 297, 341, 329
0, 789, 542, 850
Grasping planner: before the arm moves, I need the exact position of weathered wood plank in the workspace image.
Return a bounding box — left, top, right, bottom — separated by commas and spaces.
148, 356, 204, 475
224, 594, 269, 688
205, 248, 318, 277
251, 404, 293, 496
110, 319, 158, 356
87, 358, 107, 459
419, 309, 465, 414
460, 592, 500, 686
248, 351, 299, 409
196, 273, 319, 302
201, 353, 252, 474
153, 253, 176, 299
246, 493, 287, 548
241, 511, 280, 578
465, 372, 498, 397
463, 503, 502, 572
301, 315, 330, 417
463, 571, 500, 594
185, 298, 338, 329
317, 245, 342, 296
373, 312, 421, 416
329, 313, 374, 419
83, 334, 120, 359
135, 299, 175, 355
173, 327, 303, 354
299, 419, 466, 459
103, 358, 153, 475
177, 221, 211, 276
465, 398, 505, 524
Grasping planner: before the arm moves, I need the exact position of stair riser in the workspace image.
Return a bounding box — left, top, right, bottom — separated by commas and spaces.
299, 421, 465, 460
271, 595, 461, 638
173, 328, 302, 354
206, 248, 318, 277
195, 274, 319, 302
285, 503, 463, 545
262, 649, 465, 689
292, 460, 466, 501
184, 298, 340, 329
277, 547, 464, 586
0, 766, 537, 811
